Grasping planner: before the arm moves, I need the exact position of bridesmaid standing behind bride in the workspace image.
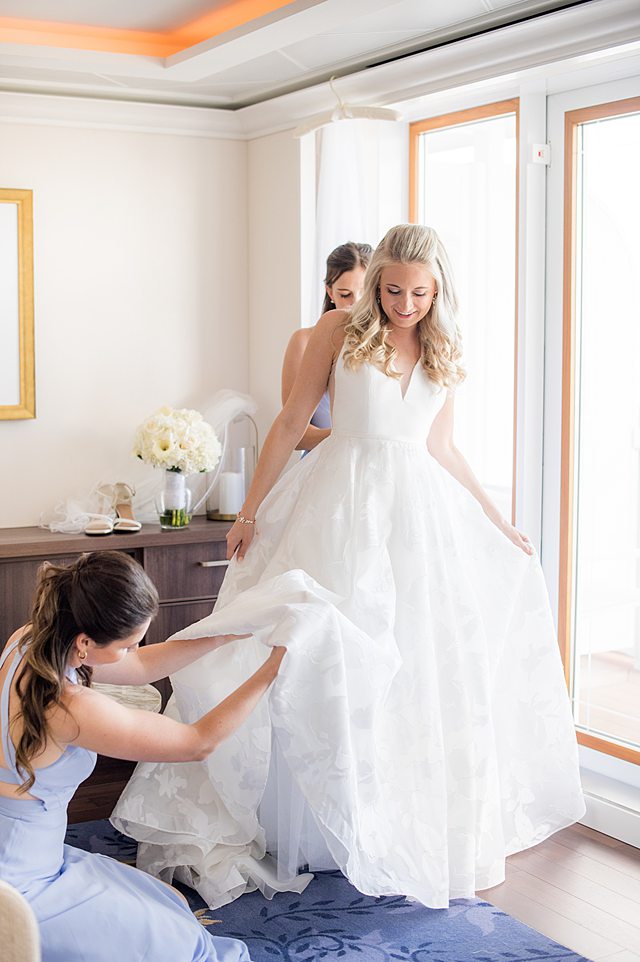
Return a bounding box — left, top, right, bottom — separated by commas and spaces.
113, 224, 585, 911
281, 241, 372, 453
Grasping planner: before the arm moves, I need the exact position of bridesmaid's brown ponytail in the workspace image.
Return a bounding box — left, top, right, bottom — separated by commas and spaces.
11, 553, 158, 793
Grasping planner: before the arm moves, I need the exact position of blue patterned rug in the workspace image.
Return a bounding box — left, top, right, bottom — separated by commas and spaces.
65, 820, 592, 962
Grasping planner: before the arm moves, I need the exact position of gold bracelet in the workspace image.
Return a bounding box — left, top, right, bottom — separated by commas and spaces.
237, 515, 256, 525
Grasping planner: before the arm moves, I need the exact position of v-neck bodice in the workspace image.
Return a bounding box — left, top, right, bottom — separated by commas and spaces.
331, 349, 446, 443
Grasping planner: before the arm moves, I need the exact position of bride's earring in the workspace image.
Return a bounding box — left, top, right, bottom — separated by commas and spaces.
78, 650, 87, 661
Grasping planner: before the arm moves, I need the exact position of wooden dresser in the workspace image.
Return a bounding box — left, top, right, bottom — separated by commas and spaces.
0, 517, 231, 821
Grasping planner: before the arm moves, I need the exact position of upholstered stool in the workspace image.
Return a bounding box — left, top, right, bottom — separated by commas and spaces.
0, 879, 41, 962
92, 683, 163, 713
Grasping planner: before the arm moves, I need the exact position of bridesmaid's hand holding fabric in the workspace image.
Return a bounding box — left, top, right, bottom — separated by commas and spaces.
213, 633, 252, 647
268, 646, 287, 672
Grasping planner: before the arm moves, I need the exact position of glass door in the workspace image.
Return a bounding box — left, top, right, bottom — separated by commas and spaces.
410, 101, 518, 521
547, 90, 640, 764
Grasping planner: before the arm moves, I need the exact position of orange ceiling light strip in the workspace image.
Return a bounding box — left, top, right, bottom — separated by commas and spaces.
175, 0, 297, 46
0, 18, 175, 56
0, 0, 298, 58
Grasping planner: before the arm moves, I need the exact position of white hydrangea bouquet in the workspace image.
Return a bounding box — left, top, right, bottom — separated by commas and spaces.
133, 406, 221, 529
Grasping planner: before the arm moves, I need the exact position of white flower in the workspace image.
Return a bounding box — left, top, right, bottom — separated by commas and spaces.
133, 406, 221, 475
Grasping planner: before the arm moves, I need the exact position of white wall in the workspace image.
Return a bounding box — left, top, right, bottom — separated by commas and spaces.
247, 130, 304, 445
245, 120, 409, 452
0, 122, 248, 527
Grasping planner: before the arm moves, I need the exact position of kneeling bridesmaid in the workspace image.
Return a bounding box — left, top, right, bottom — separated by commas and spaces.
0, 551, 284, 962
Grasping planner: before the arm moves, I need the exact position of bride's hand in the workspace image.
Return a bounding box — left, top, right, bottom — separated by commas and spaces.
226, 517, 257, 561
483, 505, 534, 555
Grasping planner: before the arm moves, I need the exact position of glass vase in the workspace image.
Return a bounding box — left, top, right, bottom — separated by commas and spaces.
155, 470, 192, 530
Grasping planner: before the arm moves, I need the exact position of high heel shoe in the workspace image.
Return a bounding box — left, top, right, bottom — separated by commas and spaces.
112, 482, 142, 533
84, 514, 114, 536
83, 483, 116, 536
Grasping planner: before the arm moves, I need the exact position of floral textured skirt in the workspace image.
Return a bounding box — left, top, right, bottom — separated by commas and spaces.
112, 432, 585, 909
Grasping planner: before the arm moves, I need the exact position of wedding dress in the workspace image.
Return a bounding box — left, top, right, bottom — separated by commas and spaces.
111, 349, 585, 909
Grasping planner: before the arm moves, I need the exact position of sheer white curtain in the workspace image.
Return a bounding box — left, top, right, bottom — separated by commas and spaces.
308, 119, 407, 322
414, 116, 517, 518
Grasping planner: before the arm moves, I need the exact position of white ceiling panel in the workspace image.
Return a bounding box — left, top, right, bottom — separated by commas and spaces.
0, 1, 225, 31
281, 30, 428, 71
0, 62, 299, 102
485, 0, 550, 7
99, 73, 268, 94
0, 71, 231, 106
194, 49, 305, 84
0, 63, 120, 86
320, 0, 486, 37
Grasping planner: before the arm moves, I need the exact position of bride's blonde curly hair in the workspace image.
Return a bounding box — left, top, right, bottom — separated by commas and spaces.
343, 224, 465, 389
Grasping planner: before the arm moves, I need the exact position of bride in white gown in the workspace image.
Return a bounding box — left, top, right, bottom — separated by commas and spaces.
112, 224, 585, 910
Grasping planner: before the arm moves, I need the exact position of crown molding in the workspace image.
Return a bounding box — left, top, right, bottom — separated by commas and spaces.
0, 89, 242, 139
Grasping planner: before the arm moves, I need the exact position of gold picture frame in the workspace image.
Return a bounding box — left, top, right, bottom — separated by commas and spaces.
0, 188, 35, 419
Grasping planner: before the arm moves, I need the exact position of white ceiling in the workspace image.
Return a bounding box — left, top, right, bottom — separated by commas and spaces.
0, 0, 587, 108
0, 1, 221, 31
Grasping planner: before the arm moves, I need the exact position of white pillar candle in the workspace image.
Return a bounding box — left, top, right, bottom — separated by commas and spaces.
219, 472, 244, 515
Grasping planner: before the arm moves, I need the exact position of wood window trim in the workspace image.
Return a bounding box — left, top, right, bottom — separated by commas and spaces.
409, 99, 519, 224
409, 99, 520, 526
560, 95, 640, 766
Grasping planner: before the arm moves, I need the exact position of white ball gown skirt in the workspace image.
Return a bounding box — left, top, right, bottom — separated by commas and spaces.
112, 357, 585, 909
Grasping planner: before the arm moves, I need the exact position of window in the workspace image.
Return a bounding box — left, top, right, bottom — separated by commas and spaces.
410, 101, 518, 521
560, 96, 640, 763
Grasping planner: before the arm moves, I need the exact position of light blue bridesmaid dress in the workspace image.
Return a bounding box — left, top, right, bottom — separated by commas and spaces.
0, 637, 251, 962
302, 390, 331, 456
310, 391, 331, 431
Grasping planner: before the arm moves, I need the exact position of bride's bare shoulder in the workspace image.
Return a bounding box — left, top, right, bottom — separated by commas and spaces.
313, 309, 349, 356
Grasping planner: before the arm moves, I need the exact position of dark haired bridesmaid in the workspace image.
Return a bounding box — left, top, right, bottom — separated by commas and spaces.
0, 551, 284, 962
281, 241, 372, 453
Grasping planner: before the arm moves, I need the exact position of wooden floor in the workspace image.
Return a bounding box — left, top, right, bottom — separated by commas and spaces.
482, 823, 640, 961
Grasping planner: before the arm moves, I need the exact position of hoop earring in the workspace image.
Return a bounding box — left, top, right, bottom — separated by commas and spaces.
78, 650, 87, 661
